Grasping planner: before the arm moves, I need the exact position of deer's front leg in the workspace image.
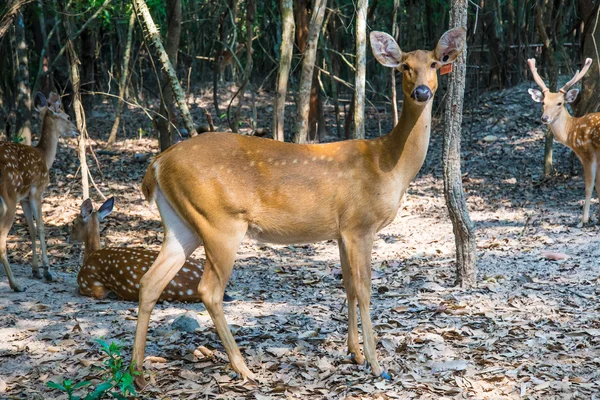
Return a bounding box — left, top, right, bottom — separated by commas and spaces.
30, 195, 53, 281
579, 161, 596, 227
20, 200, 40, 279
340, 231, 390, 380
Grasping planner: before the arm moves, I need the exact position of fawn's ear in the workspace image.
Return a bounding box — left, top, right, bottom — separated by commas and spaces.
565, 89, 579, 103
528, 88, 544, 103
34, 92, 47, 112
48, 92, 61, 112
370, 31, 403, 68
81, 199, 93, 221
435, 27, 467, 64
98, 197, 115, 220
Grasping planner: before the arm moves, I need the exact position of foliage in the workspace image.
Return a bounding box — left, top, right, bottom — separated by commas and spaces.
46, 339, 138, 400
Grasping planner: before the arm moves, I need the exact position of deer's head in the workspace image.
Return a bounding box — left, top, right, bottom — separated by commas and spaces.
370, 27, 466, 104
34, 92, 79, 138
527, 58, 593, 124
69, 197, 114, 244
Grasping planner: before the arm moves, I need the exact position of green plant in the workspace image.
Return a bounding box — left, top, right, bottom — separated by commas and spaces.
46, 339, 139, 400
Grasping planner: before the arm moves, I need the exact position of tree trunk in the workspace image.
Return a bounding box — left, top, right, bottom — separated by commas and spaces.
0, 0, 28, 41
107, 10, 135, 147
230, 0, 255, 134
443, 0, 476, 288
15, 11, 32, 145
535, 0, 557, 176
134, 0, 196, 150
63, 15, 89, 199
273, 0, 295, 141
391, 0, 400, 126
293, 0, 326, 144
353, 0, 368, 139
155, 0, 182, 152
80, 27, 96, 111
575, 3, 600, 116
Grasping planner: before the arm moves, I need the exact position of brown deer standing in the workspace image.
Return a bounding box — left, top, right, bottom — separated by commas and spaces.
0, 92, 78, 292
132, 27, 466, 387
527, 58, 600, 227
69, 197, 233, 303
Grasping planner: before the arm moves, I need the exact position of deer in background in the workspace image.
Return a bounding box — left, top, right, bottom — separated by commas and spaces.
527, 57, 600, 227
0, 92, 78, 292
69, 197, 233, 303
131, 27, 466, 387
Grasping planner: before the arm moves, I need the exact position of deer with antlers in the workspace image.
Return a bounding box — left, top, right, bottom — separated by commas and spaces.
69, 197, 233, 303
130, 27, 466, 387
527, 57, 600, 227
0, 92, 78, 292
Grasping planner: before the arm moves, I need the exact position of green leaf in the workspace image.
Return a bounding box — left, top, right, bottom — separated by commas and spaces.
72, 381, 92, 390
47, 381, 66, 391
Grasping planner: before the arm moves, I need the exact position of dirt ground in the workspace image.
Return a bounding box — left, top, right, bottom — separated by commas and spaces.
1, 83, 600, 400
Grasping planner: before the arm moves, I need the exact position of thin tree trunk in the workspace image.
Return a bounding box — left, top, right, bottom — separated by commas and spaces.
156, 0, 182, 152
0, 0, 29, 41
576, 3, 600, 115
63, 15, 89, 199
273, 0, 295, 141
443, 0, 476, 288
230, 0, 255, 133
80, 27, 96, 111
391, 0, 400, 126
133, 0, 196, 147
107, 10, 135, 147
535, 0, 556, 176
353, 0, 368, 139
293, 0, 326, 144
15, 11, 32, 145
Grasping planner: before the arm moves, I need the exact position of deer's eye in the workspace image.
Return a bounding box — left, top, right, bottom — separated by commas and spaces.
430, 62, 437, 69
557, 102, 562, 106
401, 64, 410, 72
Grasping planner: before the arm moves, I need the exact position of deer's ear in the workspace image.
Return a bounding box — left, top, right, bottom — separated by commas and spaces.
528, 88, 544, 103
81, 198, 93, 220
370, 31, 403, 68
98, 197, 115, 220
435, 27, 466, 64
34, 92, 47, 112
48, 92, 61, 111
565, 89, 579, 103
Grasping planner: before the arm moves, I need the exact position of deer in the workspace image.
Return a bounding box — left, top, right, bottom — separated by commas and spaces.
0, 92, 78, 292
527, 57, 600, 227
130, 27, 466, 388
68, 197, 233, 303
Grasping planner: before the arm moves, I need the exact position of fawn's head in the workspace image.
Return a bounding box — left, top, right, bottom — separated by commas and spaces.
370, 27, 466, 104
34, 92, 79, 138
527, 58, 593, 124
69, 197, 115, 244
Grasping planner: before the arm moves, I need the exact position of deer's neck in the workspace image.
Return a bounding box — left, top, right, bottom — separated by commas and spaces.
548, 107, 573, 146
35, 112, 59, 170
382, 99, 432, 187
83, 233, 102, 260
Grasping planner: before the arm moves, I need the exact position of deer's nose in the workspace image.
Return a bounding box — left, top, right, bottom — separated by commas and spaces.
411, 85, 432, 102
541, 115, 550, 123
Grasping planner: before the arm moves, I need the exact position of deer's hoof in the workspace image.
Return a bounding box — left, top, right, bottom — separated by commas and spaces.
43, 270, 55, 282
577, 221, 585, 228
11, 282, 25, 292
32, 269, 43, 279
350, 352, 365, 365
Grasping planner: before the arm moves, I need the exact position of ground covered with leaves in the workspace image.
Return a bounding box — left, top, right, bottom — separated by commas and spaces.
1, 84, 600, 399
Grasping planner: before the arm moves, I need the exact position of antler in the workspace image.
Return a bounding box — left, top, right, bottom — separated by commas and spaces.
560, 58, 593, 93
527, 58, 549, 93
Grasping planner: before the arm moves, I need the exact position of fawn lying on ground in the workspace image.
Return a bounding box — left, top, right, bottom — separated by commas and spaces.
0, 92, 78, 292
69, 198, 232, 302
